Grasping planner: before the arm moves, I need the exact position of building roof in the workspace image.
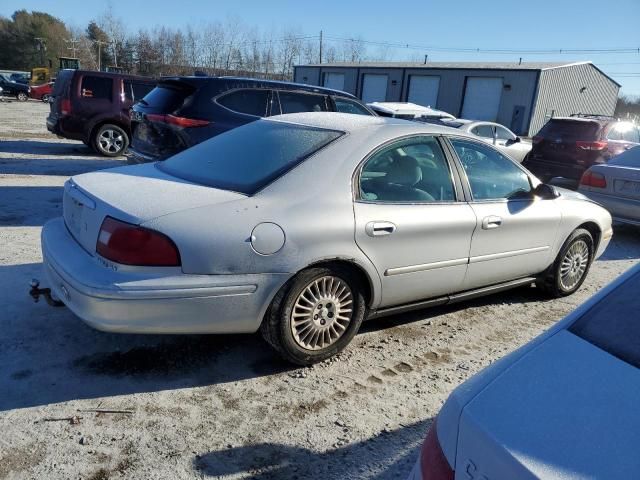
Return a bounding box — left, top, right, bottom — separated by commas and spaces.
296, 61, 591, 71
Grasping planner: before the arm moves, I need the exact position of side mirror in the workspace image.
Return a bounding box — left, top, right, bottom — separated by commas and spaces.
514, 136, 521, 143
533, 183, 560, 200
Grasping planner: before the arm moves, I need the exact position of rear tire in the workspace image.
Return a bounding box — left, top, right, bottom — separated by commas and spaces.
16, 92, 28, 102
260, 266, 366, 366
93, 124, 129, 157
41, 94, 50, 103
537, 228, 594, 297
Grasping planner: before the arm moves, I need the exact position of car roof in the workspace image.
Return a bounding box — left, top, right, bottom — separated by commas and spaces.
267, 111, 470, 136
158, 75, 358, 98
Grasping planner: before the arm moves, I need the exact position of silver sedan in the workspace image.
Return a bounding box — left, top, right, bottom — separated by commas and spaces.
578, 145, 640, 226
440, 119, 532, 163
39, 113, 612, 365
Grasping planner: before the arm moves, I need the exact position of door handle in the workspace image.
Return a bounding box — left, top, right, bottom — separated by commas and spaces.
482, 215, 502, 230
365, 221, 396, 237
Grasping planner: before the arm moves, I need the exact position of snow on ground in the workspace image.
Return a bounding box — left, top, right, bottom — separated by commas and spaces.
0, 101, 639, 480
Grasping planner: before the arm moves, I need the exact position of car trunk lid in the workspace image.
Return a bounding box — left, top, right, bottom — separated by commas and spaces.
63, 163, 245, 255
455, 330, 640, 479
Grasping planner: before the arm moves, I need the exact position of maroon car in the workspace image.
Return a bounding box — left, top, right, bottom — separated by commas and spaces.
30, 81, 53, 102
47, 70, 156, 157
523, 115, 640, 183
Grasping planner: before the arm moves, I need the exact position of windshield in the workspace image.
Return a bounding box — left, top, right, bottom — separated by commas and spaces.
569, 268, 640, 369
159, 120, 343, 194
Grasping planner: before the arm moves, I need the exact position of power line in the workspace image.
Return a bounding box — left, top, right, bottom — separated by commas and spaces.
322, 34, 640, 56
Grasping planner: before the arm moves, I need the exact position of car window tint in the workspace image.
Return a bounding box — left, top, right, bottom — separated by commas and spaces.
360, 137, 455, 202
80, 76, 113, 100
160, 121, 343, 194
451, 138, 531, 200
471, 125, 494, 138
132, 82, 155, 101
142, 83, 194, 111
278, 91, 328, 114
539, 119, 599, 140
569, 268, 640, 369
123, 80, 134, 101
217, 89, 270, 117
333, 97, 372, 116
495, 125, 516, 141
622, 126, 640, 143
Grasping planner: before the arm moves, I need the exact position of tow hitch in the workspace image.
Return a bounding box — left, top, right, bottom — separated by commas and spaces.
29, 279, 65, 307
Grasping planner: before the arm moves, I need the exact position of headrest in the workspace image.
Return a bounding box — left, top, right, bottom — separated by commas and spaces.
386, 155, 422, 186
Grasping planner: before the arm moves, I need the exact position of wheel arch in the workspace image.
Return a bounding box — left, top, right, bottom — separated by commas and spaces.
304, 258, 376, 308
576, 221, 601, 253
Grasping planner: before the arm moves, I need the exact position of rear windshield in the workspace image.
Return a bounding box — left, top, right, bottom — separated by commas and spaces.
538, 119, 600, 140
52, 70, 74, 96
569, 268, 640, 369
141, 82, 194, 111
159, 120, 343, 194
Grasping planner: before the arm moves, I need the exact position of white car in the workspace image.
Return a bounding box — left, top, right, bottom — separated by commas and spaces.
409, 263, 640, 479
367, 102, 456, 122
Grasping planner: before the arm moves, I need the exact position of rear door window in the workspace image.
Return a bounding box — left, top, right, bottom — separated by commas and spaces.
333, 97, 372, 116
471, 125, 494, 139
277, 91, 329, 114
217, 89, 270, 117
81, 76, 113, 100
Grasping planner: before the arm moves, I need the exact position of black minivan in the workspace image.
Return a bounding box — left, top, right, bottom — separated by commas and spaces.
129, 76, 374, 163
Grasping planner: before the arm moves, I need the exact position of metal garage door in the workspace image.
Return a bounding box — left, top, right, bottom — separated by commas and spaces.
361, 74, 388, 103
324, 72, 345, 91
407, 75, 440, 107
461, 77, 503, 121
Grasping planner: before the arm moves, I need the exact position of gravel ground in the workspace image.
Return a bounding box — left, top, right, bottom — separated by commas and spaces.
1, 101, 639, 480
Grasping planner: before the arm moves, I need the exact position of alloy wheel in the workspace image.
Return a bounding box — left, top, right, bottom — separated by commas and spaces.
559, 239, 590, 291
98, 128, 125, 155
290, 276, 354, 351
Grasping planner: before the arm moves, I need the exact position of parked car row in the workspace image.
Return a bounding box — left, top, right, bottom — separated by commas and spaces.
0, 73, 30, 101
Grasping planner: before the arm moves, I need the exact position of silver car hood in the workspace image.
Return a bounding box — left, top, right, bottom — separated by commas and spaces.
455, 330, 640, 479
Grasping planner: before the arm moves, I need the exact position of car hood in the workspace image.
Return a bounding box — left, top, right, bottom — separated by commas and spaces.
455, 329, 640, 479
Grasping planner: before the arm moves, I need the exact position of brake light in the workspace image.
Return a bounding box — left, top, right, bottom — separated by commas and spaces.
61, 98, 72, 115
580, 170, 607, 188
146, 113, 209, 128
420, 420, 454, 480
532, 135, 543, 145
576, 140, 608, 151
96, 217, 180, 266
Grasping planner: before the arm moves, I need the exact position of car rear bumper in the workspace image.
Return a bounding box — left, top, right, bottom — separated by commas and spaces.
580, 190, 640, 226
41, 217, 289, 334
127, 147, 162, 164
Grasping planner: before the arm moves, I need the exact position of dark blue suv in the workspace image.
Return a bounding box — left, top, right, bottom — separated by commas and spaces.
129, 76, 374, 163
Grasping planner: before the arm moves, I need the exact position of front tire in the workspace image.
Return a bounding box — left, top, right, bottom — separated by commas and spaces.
260, 266, 366, 366
93, 124, 128, 157
16, 92, 28, 102
537, 228, 594, 297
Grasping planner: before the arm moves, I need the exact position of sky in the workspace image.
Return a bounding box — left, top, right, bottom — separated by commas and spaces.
3, 0, 640, 95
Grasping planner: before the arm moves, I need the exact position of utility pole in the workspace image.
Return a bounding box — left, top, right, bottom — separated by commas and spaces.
94, 40, 108, 71
65, 38, 79, 58
34, 37, 46, 66
319, 30, 323, 64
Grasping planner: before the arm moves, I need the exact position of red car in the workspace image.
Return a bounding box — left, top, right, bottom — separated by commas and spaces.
30, 81, 54, 102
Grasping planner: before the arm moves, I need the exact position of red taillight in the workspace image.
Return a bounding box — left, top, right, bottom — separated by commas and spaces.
532, 135, 543, 145
96, 217, 180, 266
146, 113, 209, 128
576, 140, 608, 151
61, 98, 72, 115
580, 170, 607, 189
420, 420, 454, 480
